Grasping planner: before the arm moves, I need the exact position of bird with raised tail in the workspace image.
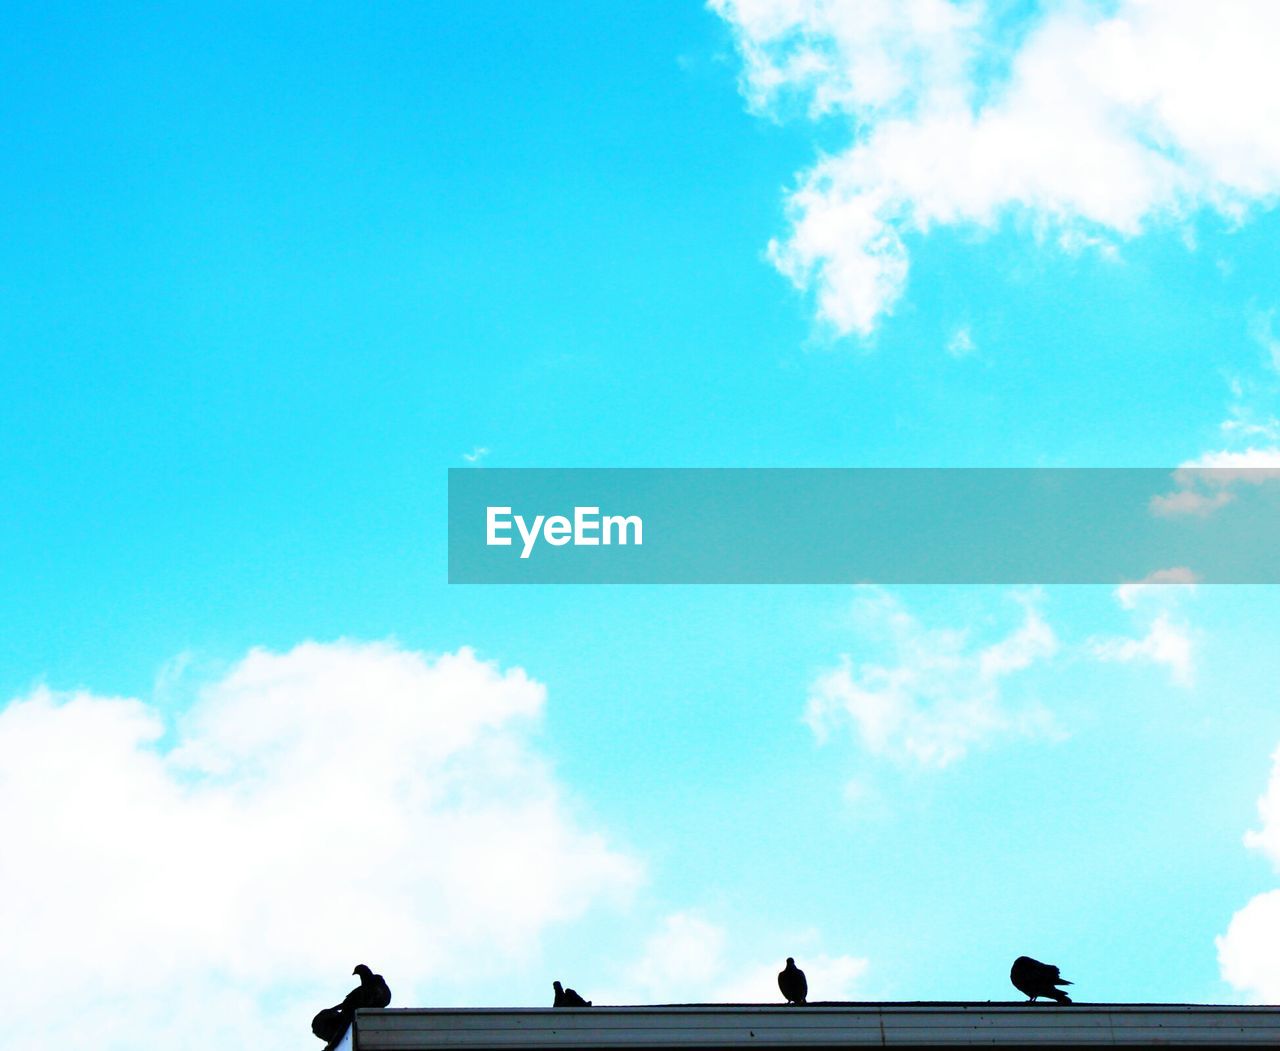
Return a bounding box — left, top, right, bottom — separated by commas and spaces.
778, 957, 808, 1004
311, 963, 392, 1049
1010, 956, 1072, 1003
553, 980, 592, 1007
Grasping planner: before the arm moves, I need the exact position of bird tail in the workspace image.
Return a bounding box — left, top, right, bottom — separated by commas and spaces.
1049, 990, 1072, 1004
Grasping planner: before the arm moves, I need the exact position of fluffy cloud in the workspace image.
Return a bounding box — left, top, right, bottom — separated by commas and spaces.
1114, 566, 1199, 610
1156, 310, 1280, 516
1219, 745, 1280, 1000
712, 0, 1280, 334
1175, 448, 1280, 477
1221, 398, 1280, 445
806, 590, 1059, 768
1089, 612, 1194, 687
1150, 449, 1280, 517
606, 911, 868, 1004
615, 912, 728, 1002
1086, 570, 1197, 686
1219, 890, 1280, 1002
0, 641, 641, 1050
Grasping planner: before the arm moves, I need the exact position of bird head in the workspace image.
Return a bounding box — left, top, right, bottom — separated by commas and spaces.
786, 958, 795, 966
354, 964, 372, 979
553, 981, 564, 993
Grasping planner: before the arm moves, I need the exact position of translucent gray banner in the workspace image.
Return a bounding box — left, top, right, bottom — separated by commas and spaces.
447, 468, 1280, 584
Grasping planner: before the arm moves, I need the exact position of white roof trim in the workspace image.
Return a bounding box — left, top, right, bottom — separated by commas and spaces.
354, 1003, 1280, 1048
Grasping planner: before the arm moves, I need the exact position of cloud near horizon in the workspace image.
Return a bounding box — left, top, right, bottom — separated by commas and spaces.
712, 0, 1280, 335
602, 910, 869, 1005
0, 641, 642, 1050
1219, 742, 1280, 1001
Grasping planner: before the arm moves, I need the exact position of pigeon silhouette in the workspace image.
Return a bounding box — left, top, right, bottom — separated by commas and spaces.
312, 964, 392, 1048
1010, 956, 1072, 1003
347, 964, 392, 1009
311, 1006, 348, 1047
778, 957, 807, 1005
553, 980, 592, 1007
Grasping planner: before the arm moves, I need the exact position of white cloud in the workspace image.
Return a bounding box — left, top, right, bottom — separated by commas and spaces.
1219, 890, 1280, 1002
1114, 566, 1199, 610
1151, 448, 1280, 517
1221, 406, 1280, 444
1148, 486, 1234, 518
712, 0, 1280, 334
0, 642, 641, 1050
462, 446, 490, 463
1249, 308, 1280, 374
605, 912, 868, 1005
616, 912, 728, 1002
806, 590, 1059, 768
1219, 745, 1280, 1001
1088, 572, 1197, 686
1244, 749, 1280, 865
1178, 448, 1280, 476
945, 323, 976, 358
1089, 611, 1194, 687
1166, 315, 1280, 515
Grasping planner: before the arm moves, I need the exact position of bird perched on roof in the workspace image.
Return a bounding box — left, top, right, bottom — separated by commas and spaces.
311, 1006, 348, 1049
347, 964, 392, 1010
311, 964, 392, 1049
553, 980, 592, 1007
778, 957, 808, 1004
1010, 956, 1072, 1003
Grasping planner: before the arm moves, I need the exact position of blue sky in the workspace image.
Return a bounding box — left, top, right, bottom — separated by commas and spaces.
6, 2, 1280, 1047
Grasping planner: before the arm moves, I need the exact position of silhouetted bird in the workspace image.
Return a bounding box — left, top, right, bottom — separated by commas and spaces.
311, 1006, 348, 1047
312, 964, 392, 1048
553, 980, 592, 1007
1010, 956, 1072, 1003
778, 957, 807, 1004
346, 964, 392, 1009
